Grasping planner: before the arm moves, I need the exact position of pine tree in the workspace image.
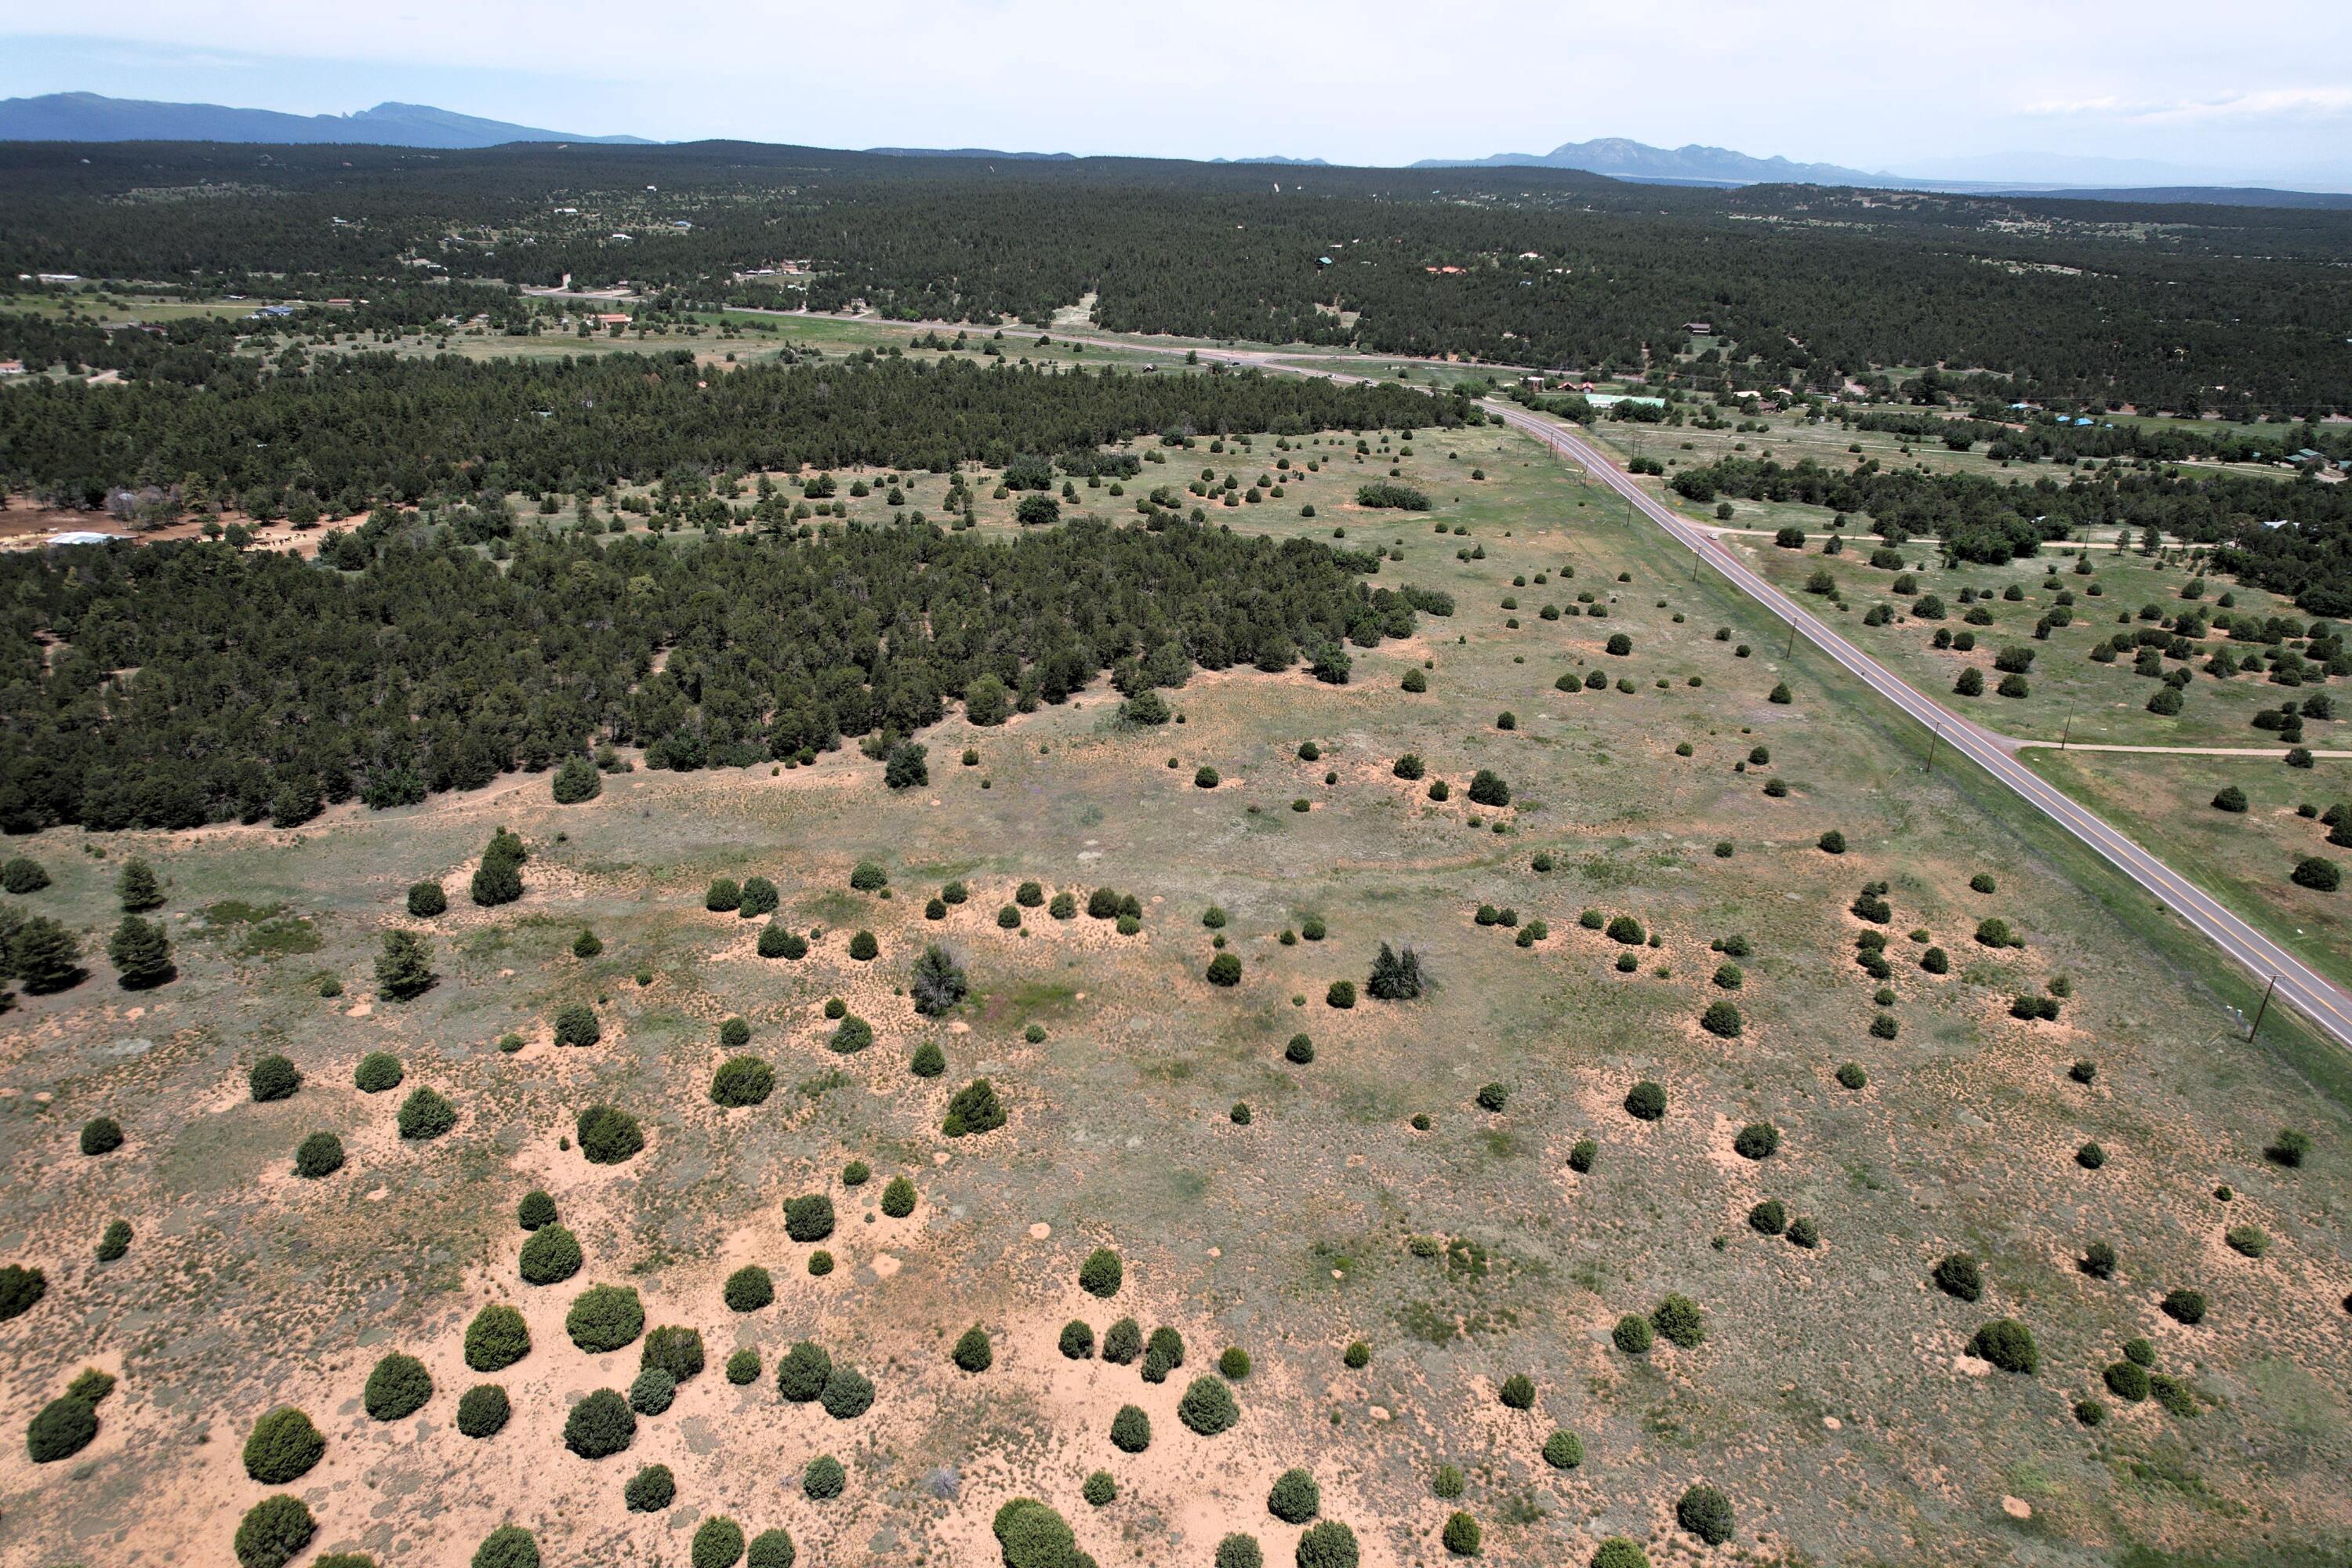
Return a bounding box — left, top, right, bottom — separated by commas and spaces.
10, 916, 84, 994
1366, 942, 1424, 1000
376, 929, 437, 1001
107, 916, 175, 989
115, 858, 165, 913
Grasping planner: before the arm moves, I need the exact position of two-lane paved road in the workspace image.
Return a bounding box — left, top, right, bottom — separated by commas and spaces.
1485, 403, 2352, 1049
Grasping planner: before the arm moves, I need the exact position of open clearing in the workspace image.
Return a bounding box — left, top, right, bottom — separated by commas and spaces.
2, 423, 2347, 1568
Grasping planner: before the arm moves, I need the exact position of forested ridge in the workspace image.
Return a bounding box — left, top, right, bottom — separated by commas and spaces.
0, 517, 1421, 833
4, 140, 2348, 417
1, 350, 1457, 510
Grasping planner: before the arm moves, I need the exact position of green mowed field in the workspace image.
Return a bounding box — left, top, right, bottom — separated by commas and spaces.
2027, 748, 2352, 997
2, 426, 2347, 1568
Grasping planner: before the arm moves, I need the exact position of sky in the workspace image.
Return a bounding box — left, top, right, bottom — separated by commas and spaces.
7, 0, 2352, 186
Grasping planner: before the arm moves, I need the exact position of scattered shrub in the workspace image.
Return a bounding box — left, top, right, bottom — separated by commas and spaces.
2162, 1288, 2208, 1326
625, 1463, 676, 1512
354, 1051, 404, 1093
942, 1078, 1006, 1136
458, 1383, 512, 1438
577, 1104, 644, 1165
363, 1352, 433, 1421
1733, 1123, 1780, 1160
465, 1305, 532, 1371
1624, 1080, 1667, 1120
784, 1193, 837, 1243
710, 1055, 775, 1108
566, 1284, 645, 1353
249, 1054, 302, 1102
802, 1454, 846, 1500
1612, 1315, 1654, 1354
881, 1175, 917, 1217
1676, 1485, 1735, 1546
1971, 1318, 2039, 1373
520, 1223, 583, 1285
396, 1087, 456, 1141
234, 1495, 316, 1568
563, 1388, 636, 1458
294, 1131, 345, 1178
1110, 1403, 1152, 1452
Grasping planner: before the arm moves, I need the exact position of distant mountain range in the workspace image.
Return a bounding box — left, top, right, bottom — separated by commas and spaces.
0, 93, 653, 148
2, 96, 2345, 204
1413, 136, 1881, 186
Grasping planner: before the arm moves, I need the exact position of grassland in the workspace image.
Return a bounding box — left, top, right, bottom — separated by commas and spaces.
1, 423, 2348, 1568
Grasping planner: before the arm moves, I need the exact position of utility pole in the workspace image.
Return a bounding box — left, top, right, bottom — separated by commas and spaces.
2247, 975, 2278, 1041
1925, 722, 1943, 774
1784, 616, 1798, 658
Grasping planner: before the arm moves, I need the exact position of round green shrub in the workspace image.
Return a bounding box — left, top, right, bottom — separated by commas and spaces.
693, 1516, 746, 1568
396, 1086, 456, 1141
630, 1363, 677, 1420
776, 1340, 833, 1403
1676, 1484, 1734, 1545
563, 1388, 636, 1458
354, 1051, 404, 1093
457, 1383, 511, 1439
747, 1530, 796, 1568
1080, 1248, 1124, 1298
819, 1364, 874, 1420
1567, 1137, 1598, 1173
1433, 1463, 1465, 1498
880, 1175, 916, 1218
1441, 1512, 1482, 1556
249, 1054, 302, 1102
725, 1348, 761, 1385
1295, 1521, 1360, 1568
1110, 1403, 1152, 1452
471, 1526, 539, 1568
1788, 1216, 1820, 1247
784, 1192, 837, 1242
407, 880, 448, 918
1932, 1254, 1984, 1303
1342, 1340, 1371, 1369
1269, 1467, 1321, 1523
625, 1463, 676, 1512
1748, 1199, 1787, 1236
910, 1040, 946, 1077
1592, 1540, 1650, 1568
517, 1189, 557, 1230
363, 1352, 432, 1420
802, 1454, 846, 1500
520, 1223, 583, 1285
96, 1219, 131, 1261
552, 1003, 602, 1047
1216, 1535, 1265, 1568
1499, 1373, 1535, 1410
27, 1394, 100, 1463
576, 1103, 644, 1164
234, 1495, 316, 1568
1542, 1429, 1584, 1469
1972, 1318, 2039, 1372
1698, 1000, 1743, 1038
1219, 1345, 1252, 1380
2077, 1142, 2107, 1170
953, 1326, 994, 1372
1059, 1319, 1095, 1359
2162, 1288, 2208, 1326
828, 1015, 873, 1054
848, 929, 879, 961
1613, 1314, 1654, 1354
295, 1131, 345, 1178
1207, 952, 1243, 986
2105, 1360, 2151, 1402
243, 1406, 327, 1484
2124, 1336, 2156, 1368
1733, 1122, 1780, 1160
1651, 1294, 1705, 1348
1624, 1081, 1667, 1121
1286, 1033, 1315, 1064
642, 1324, 704, 1383
1178, 1374, 1239, 1435
567, 1284, 644, 1352
1836, 1061, 1868, 1090
710, 1054, 775, 1108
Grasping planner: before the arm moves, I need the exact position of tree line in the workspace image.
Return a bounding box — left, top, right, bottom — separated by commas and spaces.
0, 517, 1426, 834
4, 140, 2347, 418
0, 350, 1457, 512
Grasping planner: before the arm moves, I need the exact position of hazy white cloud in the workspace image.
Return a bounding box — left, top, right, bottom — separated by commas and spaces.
5, 0, 2352, 180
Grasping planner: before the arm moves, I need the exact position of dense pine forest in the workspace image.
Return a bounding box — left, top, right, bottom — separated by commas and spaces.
0, 517, 1422, 833
3, 140, 2349, 418
0, 350, 1459, 510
